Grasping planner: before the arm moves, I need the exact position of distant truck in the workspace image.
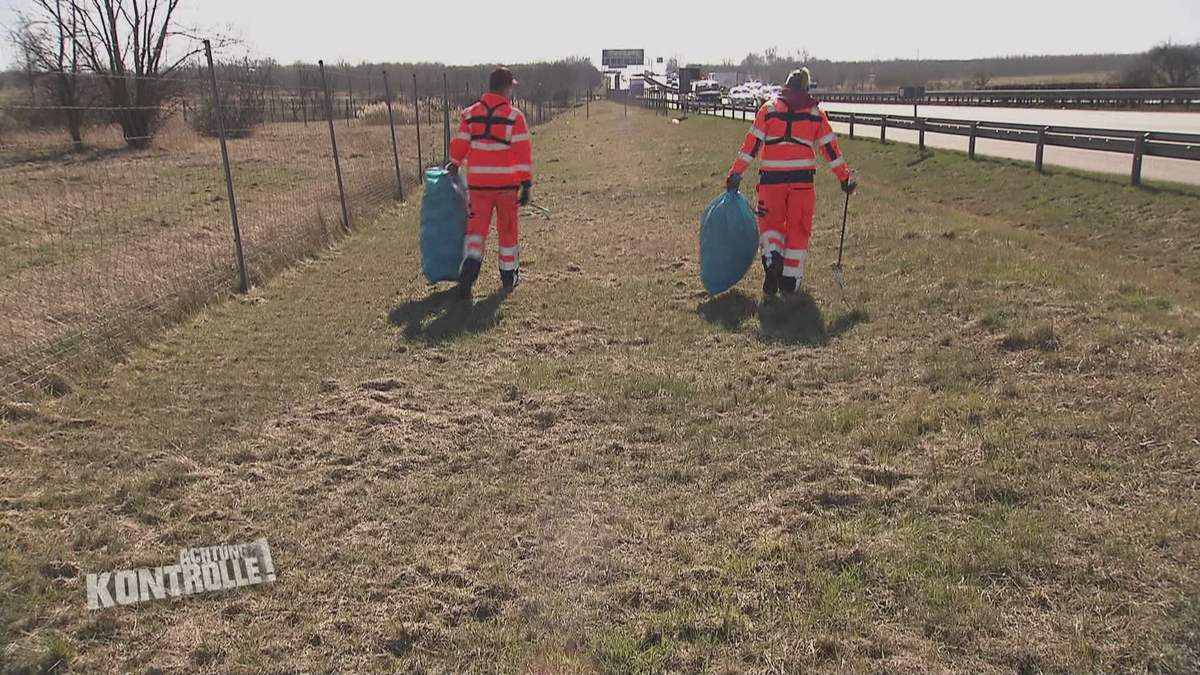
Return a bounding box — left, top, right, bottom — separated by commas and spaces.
690, 79, 723, 103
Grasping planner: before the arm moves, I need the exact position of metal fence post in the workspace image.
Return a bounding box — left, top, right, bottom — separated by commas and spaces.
443, 72, 450, 165
586, 91, 590, 119
1035, 126, 1048, 172
969, 122, 978, 159
319, 61, 351, 232
203, 39, 249, 294
1132, 132, 1148, 186
413, 73, 423, 177
849, 112, 855, 139
918, 118, 926, 152
881, 115, 888, 144
382, 71, 404, 201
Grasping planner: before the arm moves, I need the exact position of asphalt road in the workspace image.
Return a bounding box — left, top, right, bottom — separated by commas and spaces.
822, 102, 1200, 186
655, 94, 1200, 186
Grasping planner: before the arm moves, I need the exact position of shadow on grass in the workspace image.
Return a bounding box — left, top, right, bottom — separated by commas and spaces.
388, 286, 506, 345
697, 290, 758, 330
828, 307, 871, 337
906, 151, 935, 167
758, 292, 870, 345
699, 289, 870, 345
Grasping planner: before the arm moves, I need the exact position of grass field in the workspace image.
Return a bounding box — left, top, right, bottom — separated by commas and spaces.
0, 109, 431, 395
1, 101, 1198, 674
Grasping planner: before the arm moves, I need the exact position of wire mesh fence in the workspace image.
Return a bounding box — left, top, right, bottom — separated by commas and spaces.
1, 52, 591, 401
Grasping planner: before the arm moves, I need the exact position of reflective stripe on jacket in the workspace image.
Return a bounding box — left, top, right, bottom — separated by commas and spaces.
730, 90, 851, 186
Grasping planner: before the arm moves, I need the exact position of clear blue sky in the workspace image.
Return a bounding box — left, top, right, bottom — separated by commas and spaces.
2, 0, 1198, 68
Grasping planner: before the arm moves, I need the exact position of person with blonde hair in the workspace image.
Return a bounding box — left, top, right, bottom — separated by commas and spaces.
727, 67, 857, 296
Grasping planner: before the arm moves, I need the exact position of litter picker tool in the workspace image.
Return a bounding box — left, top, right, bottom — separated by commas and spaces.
834, 192, 849, 289
834, 171, 857, 291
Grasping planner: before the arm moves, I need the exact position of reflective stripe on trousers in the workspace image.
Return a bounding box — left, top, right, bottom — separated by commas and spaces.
782, 249, 808, 279
755, 183, 816, 273
465, 189, 520, 270
463, 235, 485, 260
759, 230, 784, 256
498, 245, 519, 271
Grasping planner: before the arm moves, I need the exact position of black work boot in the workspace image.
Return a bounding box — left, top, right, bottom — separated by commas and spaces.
762, 252, 784, 297
500, 269, 520, 293
458, 257, 482, 300
780, 276, 799, 294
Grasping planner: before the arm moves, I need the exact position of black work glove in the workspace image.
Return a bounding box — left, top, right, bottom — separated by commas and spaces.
519, 180, 532, 206
726, 173, 742, 192
841, 175, 857, 195
446, 163, 459, 177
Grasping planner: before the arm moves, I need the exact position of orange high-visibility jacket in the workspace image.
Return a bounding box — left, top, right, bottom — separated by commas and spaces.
730, 90, 850, 186
449, 92, 533, 190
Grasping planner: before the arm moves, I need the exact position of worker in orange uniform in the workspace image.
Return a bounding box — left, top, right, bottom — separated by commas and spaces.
448, 66, 533, 298
726, 68, 857, 297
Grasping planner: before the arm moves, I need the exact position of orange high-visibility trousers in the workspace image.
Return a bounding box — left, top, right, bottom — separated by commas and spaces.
464, 189, 520, 271
756, 183, 815, 282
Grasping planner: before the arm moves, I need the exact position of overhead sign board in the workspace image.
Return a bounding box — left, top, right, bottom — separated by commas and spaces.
602, 49, 645, 69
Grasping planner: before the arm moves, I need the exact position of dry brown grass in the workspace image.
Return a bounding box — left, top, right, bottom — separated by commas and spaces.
988, 72, 1119, 86
0, 110, 436, 396
0, 101, 1197, 674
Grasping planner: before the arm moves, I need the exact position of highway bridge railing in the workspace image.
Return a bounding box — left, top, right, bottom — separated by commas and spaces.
622, 91, 1200, 186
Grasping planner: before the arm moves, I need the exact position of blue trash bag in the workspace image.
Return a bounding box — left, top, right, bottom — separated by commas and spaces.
419, 168, 469, 283
699, 189, 759, 296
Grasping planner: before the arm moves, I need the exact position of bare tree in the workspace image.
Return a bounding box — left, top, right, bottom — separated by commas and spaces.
286, 62, 311, 122
62, 0, 207, 148
190, 57, 269, 138
974, 70, 992, 89
362, 61, 375, 100
1145, 42, 1199, 87
9, 2, 87, 150
296, 64, 318, 124
335, 60, 353, 120
740, 53, 764, 70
